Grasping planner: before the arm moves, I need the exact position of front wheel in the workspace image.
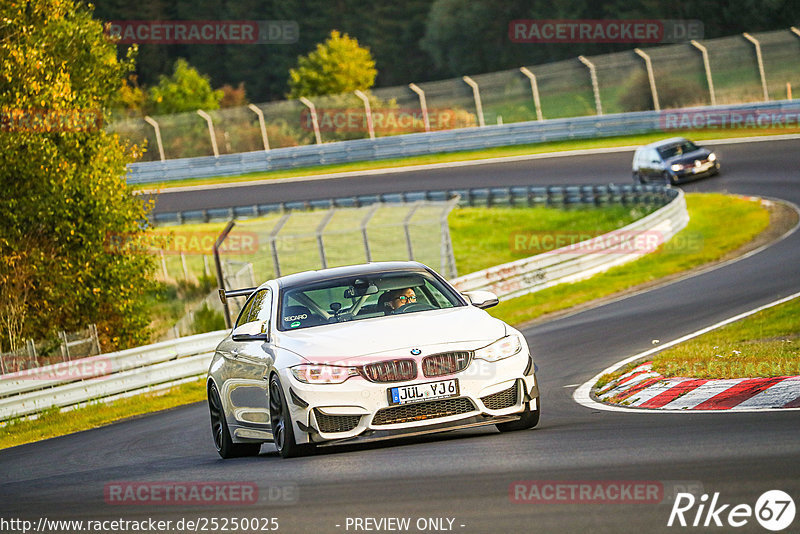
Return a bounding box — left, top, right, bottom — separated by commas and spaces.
496, 398, 540, 432
208, 383, 261, 459
269, 375, 316, 458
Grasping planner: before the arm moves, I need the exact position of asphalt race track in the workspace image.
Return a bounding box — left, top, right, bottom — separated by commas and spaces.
2, 138, 798, 533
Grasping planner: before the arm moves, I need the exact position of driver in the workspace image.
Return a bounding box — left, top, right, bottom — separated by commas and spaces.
385, 287, 417, 312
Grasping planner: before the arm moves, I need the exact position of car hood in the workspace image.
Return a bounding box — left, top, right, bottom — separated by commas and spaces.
275, 306, 506, 362
665, 148, 712, 165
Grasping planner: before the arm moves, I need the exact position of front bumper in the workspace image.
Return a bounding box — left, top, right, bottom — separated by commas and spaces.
671, 161, 720, 183
279, 350, 538, 444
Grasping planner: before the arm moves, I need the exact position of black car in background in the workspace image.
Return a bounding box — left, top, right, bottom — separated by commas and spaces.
632, 137, 720, 185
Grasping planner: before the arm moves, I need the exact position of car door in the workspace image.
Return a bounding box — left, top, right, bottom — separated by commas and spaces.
222, 288, 275, 437
644, 148, 663, 181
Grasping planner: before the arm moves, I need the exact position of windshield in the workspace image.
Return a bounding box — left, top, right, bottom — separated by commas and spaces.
657, 141, 699, 159
278, 271, 463, 331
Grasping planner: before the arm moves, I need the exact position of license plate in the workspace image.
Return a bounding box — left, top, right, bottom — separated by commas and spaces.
389, 379, 459, 405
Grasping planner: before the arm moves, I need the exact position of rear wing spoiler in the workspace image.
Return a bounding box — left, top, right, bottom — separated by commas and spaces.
218, 287, 258, 304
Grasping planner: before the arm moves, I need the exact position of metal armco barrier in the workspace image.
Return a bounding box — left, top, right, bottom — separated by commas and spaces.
127, 100, 800, 185
0, 331, 225, 421
450, 188, 687, 298
152, 183, 673, 225
0, 184, 685, 420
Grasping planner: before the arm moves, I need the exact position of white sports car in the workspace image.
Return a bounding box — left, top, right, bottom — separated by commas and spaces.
207, 261, 540, 458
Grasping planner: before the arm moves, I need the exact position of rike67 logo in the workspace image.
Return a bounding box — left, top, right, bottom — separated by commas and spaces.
668, 490, 795, 531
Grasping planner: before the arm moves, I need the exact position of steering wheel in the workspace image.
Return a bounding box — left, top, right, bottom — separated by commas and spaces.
395, 302, 435, 314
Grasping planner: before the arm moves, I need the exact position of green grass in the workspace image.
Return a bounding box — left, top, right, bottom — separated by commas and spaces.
0, 378, 207, 450
449, 204, 655, 274
649, 296, 800, 379
136, 128, 800, 191
487, 193, 771, 326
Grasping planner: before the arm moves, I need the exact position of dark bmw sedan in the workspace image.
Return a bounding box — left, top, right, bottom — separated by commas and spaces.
632, 137, 720, 185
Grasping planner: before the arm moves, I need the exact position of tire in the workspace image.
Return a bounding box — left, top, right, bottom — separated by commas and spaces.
208, 383, 261, 459
662, 171, 675, 186
496, 397, 540, 432
269, 375, 316, 458
633, 172, 644, 184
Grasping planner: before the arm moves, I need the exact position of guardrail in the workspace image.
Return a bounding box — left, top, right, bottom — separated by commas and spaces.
128, 99, 800, 185
0, 331, 225, 421
450, 187, 687, 299
153, 182, 673, 225
0, 184, 684, 421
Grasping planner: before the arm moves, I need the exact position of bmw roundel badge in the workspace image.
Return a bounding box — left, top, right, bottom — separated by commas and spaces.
410, 348, 421, 355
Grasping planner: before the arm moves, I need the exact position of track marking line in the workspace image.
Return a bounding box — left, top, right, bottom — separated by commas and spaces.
573, 290, 800, 413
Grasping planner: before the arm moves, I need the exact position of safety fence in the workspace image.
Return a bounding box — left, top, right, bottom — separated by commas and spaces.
113, 28, 800, 166
0, 325, 102, 376
0, 183, 684, 421
126, 99, 800, 185
0, 331, 224, 421
153, 199, 459, 339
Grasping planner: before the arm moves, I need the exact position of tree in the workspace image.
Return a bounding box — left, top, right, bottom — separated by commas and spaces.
146, 59, 224, 115
287, 30, 377, 98
0, 0, 157, 350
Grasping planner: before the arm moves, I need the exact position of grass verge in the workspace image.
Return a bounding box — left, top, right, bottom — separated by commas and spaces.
136, 128, 800, 191
650, 296, 800, 380
595, 295, 800, 391
450, 204, 654, 274
0, 378, 206, 450
488, 193, 772, 326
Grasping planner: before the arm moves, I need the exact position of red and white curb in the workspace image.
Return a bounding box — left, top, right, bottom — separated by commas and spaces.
574, 291, 800, 413
595, 362, 800, 410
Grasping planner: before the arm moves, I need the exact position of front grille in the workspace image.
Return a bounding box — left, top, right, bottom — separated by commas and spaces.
314, 410, 361, 433
422, 351, 472, 377
481, 381, 519, 410
362, 359, 417, 383
372, 397, 476, 426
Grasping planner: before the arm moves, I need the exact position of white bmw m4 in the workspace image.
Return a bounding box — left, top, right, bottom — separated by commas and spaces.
207, 261, 540, 458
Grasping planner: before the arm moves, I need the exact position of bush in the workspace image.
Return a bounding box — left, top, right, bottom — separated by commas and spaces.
191, 304, 226, 334
618, 70, 707, 112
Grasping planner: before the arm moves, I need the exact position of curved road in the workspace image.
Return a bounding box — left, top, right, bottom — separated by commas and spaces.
2, 138, 799, 533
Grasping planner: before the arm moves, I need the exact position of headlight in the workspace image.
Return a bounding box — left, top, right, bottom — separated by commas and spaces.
474, 335, 522, 362
291, 364, 359, 384
670, 164, 682, 172
708, 152, 716, 162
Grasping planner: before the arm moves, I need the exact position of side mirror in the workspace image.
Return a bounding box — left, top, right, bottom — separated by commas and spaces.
463, 290, 499, 310
232, 320, 269, 342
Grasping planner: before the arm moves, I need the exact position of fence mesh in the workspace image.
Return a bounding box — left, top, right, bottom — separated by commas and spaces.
152, 201, 457, 338
107, 29, 800, 160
